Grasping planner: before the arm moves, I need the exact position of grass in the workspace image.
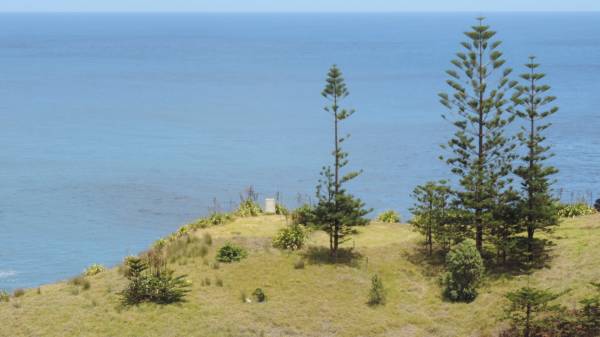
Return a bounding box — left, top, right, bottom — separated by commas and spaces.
1, 214, 600, 336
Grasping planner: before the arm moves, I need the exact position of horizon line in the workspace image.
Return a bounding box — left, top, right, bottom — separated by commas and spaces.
0, 10, 598, 14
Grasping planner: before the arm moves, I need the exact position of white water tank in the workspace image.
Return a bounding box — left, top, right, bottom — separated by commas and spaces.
264, 198, 276, 214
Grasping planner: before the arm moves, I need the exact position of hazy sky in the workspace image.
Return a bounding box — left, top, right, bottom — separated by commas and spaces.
1, 0, 599, 12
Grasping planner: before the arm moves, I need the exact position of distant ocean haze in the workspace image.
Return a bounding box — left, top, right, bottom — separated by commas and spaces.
0, 12, 599, 289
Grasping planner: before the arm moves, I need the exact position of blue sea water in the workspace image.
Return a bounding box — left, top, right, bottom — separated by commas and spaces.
1, 13, 599, 290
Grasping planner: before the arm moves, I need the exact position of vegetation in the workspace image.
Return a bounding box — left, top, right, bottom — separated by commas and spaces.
410, 181, 451, 255
272, 223, 308, 250
312, 65, 370, 258
376, 210, 400, 223
439, 17, 517, 253
367, 274, 386, 306
252, 288, 266, 303
120, 256, 190, 305
2, 214, 600, 336
84, 264, 106, 276
215, 242, 248, 263
442, 240, 484, 302
236, 186, 262, 217
513, 56, 560, 260
0, 290, 8, 302
290, 204, 316, 226
557, 202, 597, 218
501, 283, 600, 336
502, 286, 562, 337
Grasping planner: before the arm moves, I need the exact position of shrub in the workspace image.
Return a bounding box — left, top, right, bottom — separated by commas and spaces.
291, 204, 316, 226
595, 199, 600, 212
13, 288, 25, 298
216, 243, 247, 263
212, 262, 220, 270
252, 288, 266, 302
120, 256, 190, 305
275, 203, 289, 215
556, 202, 597, 218
368, 274, 386, 306
236, 187, 262, 217
293, 259, 305, 269
377, 210, 401, 223
206, 212, 234, 226
201, 277, 211, 286
215, 277, 223, 287
272, 224, 308, 250
0, 290, 9, 302
442, 240, 484, 302
84, 263, 106, 276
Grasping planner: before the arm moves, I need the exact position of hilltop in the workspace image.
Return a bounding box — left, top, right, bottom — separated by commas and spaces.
2, 214, 600, 337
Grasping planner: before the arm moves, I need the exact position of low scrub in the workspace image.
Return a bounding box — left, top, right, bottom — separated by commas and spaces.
0, 290, 9, 302
377, 210, 401, 223
557, 202, 597, 218
273, 224, 308, 250
442, 240, 484, 302
84, 264, 106, 276
13, 288, 25, 298
216, 243, 248, 263
275, 203, 289, 215
236, 199, 262, 217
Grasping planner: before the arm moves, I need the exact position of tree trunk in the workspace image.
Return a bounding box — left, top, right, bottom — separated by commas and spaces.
475, 27, 485, 253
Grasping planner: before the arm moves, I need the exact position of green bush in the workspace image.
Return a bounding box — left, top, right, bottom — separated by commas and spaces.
236, 199, 262, 217
557, 202, 597, 218
368, 274, 386, 306
272, 224, 308, 250
291, 204, 316, 226
252, 288, 266, 302
216, 243, 248, 263
0, 290, 9, 302
84, 263, 106, 276
442, 240, 484, 302
120, 256, 190, 305
377, 210, 401, 223
275, 203, 289, 215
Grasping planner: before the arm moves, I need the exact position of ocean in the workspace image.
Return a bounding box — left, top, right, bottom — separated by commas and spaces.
1, 13, 599, 290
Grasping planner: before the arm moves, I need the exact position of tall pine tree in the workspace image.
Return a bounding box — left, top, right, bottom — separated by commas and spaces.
513, 56, 559, 260
439, 18, 517, 252
313, 65, 370, 258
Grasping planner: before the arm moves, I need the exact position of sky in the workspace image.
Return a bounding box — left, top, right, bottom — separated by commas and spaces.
0, 0, 598, 12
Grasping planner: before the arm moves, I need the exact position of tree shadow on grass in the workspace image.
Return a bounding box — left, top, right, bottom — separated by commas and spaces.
484, 238, 556, 280
401, 245, 447, 277
302, 246, 363, 268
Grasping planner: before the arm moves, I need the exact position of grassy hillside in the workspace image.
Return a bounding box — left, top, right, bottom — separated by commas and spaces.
2, 214, 600, 337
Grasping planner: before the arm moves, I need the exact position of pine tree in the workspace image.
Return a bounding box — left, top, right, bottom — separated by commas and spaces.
504, 286, 561, 337
313, 65, 370, 258
439, 17, 517, 252
410, 181, 451, 256
513, 56, 559, 261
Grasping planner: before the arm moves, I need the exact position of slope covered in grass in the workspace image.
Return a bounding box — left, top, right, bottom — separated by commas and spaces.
2, 214, 600, 337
